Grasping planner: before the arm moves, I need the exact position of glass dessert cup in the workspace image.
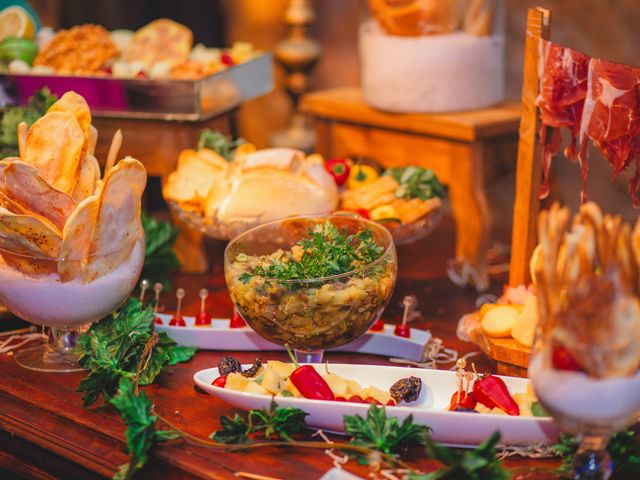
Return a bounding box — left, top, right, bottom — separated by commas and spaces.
224, 214, 397, 363
0, 233, 145, 372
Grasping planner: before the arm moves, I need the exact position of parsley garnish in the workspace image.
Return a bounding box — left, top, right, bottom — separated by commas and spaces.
238, 222, 384, 282
197, 129, 245, 161
411, 431, 510, 480
0, 87, 58, 157
344, 404, 430, 461
141, 212, 180, 291
385, 166, 445, 201
211, 400, 308, 444
76, 299, 196, 408
110, 377, 181, 480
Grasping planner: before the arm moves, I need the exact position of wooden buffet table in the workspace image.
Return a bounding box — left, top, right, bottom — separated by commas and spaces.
300, 88, 521, 291
0, 219, 560, 480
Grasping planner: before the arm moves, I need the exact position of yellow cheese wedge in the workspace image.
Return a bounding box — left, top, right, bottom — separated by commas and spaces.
480, 305, 520, 338
511, 295, 538, 347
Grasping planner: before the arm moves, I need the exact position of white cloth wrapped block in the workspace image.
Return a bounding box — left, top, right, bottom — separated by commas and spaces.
359, 20, 505, 113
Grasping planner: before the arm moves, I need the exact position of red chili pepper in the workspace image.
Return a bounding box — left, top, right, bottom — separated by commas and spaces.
552, 345, 582, 372
212, 375, 227, 388
369, 318, 385, 332
285, 344, 335, 401
324, 158, 351, 185
230, 308, 246, 328
472, 375, 520, 416
448, 390, 477, 411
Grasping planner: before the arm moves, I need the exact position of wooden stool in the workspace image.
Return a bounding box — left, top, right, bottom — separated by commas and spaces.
300, 87, 521, 290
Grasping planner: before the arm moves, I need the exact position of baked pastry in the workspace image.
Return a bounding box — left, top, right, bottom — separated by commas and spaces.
33, 24, 118, 74
124, 19, 192, 69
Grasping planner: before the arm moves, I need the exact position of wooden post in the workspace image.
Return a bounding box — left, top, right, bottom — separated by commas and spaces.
508, 7, 551, 286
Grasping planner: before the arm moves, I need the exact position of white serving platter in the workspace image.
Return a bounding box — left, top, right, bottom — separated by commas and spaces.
193, 363, 559, 447
156, 313, 431, 361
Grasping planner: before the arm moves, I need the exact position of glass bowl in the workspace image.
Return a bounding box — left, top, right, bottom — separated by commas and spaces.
224, 214, 397, 362
0, 231, 145, 372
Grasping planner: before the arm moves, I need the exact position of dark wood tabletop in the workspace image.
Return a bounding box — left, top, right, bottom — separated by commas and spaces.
0, 218, 562, 480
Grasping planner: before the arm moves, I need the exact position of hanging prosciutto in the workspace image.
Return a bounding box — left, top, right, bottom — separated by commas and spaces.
579, 59, 640, 205
536, 40, 589, 199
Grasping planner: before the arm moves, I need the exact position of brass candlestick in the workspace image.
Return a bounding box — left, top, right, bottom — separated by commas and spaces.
270, 0, 321, 152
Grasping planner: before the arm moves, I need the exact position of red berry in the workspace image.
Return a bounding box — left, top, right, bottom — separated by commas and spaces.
348, 395, 363, 403
394, 324, 411, 338
154, 316, 163, 325
552, 345, 582, 372
334, 396, 347, 402
195, 311, 212, 327
221, 52, 234, 66
386, 399, 396, 406
364, 397, 382, 406
135, 70, 147, 78
230, 309, 246, 328
212, 375, 227, 388
169, 316, 186, 327
369, 318, 385, 332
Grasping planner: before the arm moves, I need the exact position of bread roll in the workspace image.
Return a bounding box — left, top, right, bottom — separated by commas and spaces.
204, 148, 338, 225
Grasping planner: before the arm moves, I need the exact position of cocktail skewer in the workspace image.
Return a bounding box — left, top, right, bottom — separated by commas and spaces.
170, 288, 186, 327
139, 279, 150, 303
153, 282, 163, 325
195, 288, 212, 327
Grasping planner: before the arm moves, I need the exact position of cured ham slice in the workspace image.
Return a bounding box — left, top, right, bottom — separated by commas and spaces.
579, 59, 640, 205
536, 40, 589, 199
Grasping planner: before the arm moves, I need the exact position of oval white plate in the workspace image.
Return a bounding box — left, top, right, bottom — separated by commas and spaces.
194, 363, 560, 447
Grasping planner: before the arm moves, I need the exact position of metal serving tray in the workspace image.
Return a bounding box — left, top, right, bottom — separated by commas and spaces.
0, 52, 273, 121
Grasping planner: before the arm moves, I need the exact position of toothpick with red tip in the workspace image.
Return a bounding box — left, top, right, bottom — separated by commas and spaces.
229, 306, 246, 328
170, 288, 187, 327
139, 279, 149, 303
153, 282, 163, 325
195, 288, 212, 327
394, 295, 413, 338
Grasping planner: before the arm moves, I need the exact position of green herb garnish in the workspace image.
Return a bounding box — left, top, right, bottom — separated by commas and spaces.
141, 212, 180, 291
76, 299, 196, 408
385, 166, 445, 201
238, 222, 384, 283
553, 430, 640, 476
110, 377, 181, 480
197, 129, 245, 161
211, 400, 308, 444
344, 404, 430, 462
410, 431, 510, 480
0, 87, 57, 157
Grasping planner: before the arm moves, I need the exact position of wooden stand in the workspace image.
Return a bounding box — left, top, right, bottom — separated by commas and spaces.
300, 87, 521, 291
